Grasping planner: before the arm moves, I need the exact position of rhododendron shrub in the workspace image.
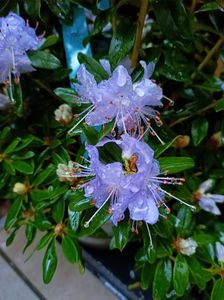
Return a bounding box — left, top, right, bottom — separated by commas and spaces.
1, 1, 224, 299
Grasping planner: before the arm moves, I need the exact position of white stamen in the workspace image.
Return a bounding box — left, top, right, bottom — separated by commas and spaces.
158, 187, 196, 210
145, 222, 153, 249
163, 95, 174, 106
68, 105, 95, 134
84, 189, 114, 228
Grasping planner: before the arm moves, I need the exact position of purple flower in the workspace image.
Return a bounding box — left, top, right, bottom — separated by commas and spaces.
216, 241, 224, 263
71, 60, 164, 139
66, 134, 194, 230
0, 12, 43, 82
195, 179, 224, 215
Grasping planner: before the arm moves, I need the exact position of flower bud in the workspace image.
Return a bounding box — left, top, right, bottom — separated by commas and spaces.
56, 161, 77, 183
174, 237, 198, 256
208, 131, 224, 149
173, 135, 190, 149
54, 104, 73, 125
13, 182, 29, 195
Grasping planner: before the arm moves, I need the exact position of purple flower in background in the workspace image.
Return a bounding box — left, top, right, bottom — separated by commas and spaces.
70, 60, 165, 141
216, 241, 224, 263
0, 12, 43, 82
195, 179, 224, 215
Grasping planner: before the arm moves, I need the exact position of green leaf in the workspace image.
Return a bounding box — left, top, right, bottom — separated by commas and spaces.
44, 0, 72, 23
198, 2, 224, 12
211, 278, 224, 300
68, 209, 81, 232
32, 165, 55, 186
36, 232, 54, 251
153, 259, 172, 300
110, 221, 131, 251
152, 0, 193, 48
31, 190, 50, 202
77, 204, 111, 237
52, 200, 65, 223
6, 227, 18, 246
4, 137, 21, 154
4, 198, 22, 230
193, 233, 216, 245
97, 142, 123, 164
109, 20, 135, 69
12, 151, 35, 160
141, 262, 155, 290
61, 235, 79, 264
78, 53, 109, 82
173, 254, 189, 296
175, 207, 192, 236
2, 160, 15, 175
158, 156, 194, 174
187, 257, 211, 289
42, 240, 57, 284
24, 0, 41, 18
29, 51, 61, 70
215, 98, 224, 112
54, 87, 77, 105
155, 136, 180, 158
12, 161, 34, 174
191, 117, 209, 146
23, 223, 36, 253
40, 35, 59, 49
199, 77, 224, 92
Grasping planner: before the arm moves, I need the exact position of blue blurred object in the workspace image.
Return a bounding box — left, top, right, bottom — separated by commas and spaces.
62, 0, 109, 80
62, 6, 92, 81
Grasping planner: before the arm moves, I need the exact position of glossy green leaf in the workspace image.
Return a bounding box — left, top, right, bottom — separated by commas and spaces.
211, 278, 224, 300
52, 200, 65, 223
42, 240, 57, 284
141, 262, 155, 290
110, 220, 131, 251
109, 20, 135, 69
191, 117, 209, 146
187, 257, 211, 289
4, 198, 22, 230
175, 207, 192, 236
29, 51, 61, 69
158, 156, 194, 174
155, 136, 180, 158
62, 235, 79, 264
198, 2, 224, 12
31, 190, 50, 202
12, 161, 34, 174
32, 165, 55, 186
36, 232, 54, 251
23, 223, 36, 253
97, 142, 123, 164
24, 0, 41, 18
77, 205, 111, 237
78, 53, 109, 82
44, 0, 72, 23
4, 137, 21, 154
173, 254, 189, 296
68, 209, 81, 232
215, 98, 224, 112
2, 160, 16, 175
54, 87, 78, 105
40, 35, 59, 49
153, 259, 172, 300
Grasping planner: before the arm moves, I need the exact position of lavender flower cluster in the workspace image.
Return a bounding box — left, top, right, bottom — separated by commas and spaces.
56, 60, 205, 243
0, 12, 42, 83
